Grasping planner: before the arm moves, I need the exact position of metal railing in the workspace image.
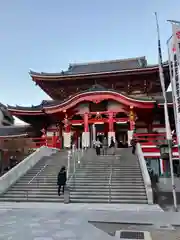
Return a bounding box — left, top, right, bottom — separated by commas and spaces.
26, 163, 48, 200
65, 146, 86, 202
108, 164, 113, 203
67, 146, 85, 183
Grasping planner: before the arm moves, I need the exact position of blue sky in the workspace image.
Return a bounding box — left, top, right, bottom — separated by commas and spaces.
0, 0, 179, 107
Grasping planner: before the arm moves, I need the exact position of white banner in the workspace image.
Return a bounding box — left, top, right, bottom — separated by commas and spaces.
171, 23, 180, 147
155, 13, 172, 140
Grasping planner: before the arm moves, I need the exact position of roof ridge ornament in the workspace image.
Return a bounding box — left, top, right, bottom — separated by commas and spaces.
88, 84, 107, 91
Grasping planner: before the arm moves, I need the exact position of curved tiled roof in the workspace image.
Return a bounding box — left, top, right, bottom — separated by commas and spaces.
0, 125, 31, 137
30, 57, 147, 76
0, 103, 14, 124
29, 57, 169, 78
7, 104, 43, 111
8, 84, 155, 112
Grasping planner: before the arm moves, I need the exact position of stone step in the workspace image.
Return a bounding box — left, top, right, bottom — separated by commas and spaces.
67, 179, 144, 183
0, 197, 147, 204
77, 169, 141, 172
69, 195, 147, 200
69, 192, 146, 196
5, 189, 146, 195
8, 187, 146, 192
84, 162, 139, 164
13, 181, 144, 189
1, 193, 147, 200
22, 175, 142, 181
70, 199, 147, 204
75, 170, 142, 174
0, 197, 64, 202
81, 166, 140, 168
21, 177, 143, 182
13, 182, 144, 187
9, 187, 145, 192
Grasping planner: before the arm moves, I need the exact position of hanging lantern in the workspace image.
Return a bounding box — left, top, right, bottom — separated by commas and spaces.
158, 142, 169, 160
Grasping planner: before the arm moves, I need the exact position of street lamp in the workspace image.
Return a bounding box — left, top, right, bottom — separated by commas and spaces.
159, 143, 170, 161
158, 140, 174, 173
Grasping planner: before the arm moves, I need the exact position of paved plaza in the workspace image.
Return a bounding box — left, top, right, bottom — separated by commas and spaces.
0, 202, 180, 239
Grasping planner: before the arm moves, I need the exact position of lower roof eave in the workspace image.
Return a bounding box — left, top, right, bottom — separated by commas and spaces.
0, 133, 28, 138
8, 109, 44, 115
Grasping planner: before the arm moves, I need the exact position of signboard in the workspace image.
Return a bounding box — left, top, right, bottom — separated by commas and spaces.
171, 23, 180, 147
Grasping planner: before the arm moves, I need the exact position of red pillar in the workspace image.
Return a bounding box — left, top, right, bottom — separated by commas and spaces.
63, 115, 71, 148
84, 113, 89, 132
41, 128, 47, 146
74, 130, 78, 148
65, 124, 71, 133
64, 115, 71, 133
52, 132, 56, 148
162, 159, 166, 173
108, 112, 114, 132
129, 107, 136, 131
59, 125, 62, 149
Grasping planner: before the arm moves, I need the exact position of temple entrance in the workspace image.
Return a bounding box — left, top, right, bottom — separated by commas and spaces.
115, 122, 128, 148
47, 108, 135, 149
90, 122, 108, 144
96, 132, 105, 142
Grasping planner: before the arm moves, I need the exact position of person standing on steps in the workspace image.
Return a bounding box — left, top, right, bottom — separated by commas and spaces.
95, 138, 102, 156
131, 138, 137, 154
109, 137, 115, 155
57, 166, 67, 196
102, 137, 108, 155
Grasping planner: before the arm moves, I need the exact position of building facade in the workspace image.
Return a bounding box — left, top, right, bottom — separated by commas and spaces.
7, 57, 173, 151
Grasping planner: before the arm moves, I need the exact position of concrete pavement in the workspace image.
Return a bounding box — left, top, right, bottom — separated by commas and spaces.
0, 202, 180, 239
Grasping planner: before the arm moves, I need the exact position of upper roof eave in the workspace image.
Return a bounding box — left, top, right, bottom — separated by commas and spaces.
7, 88, 156, 114
29, 64, 168, 81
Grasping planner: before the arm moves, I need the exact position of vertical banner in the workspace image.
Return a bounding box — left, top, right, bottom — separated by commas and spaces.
171, 23, 180, 147
155, 13, 172, 140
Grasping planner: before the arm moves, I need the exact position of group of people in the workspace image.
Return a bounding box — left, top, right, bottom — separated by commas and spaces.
94, 136, 115, 156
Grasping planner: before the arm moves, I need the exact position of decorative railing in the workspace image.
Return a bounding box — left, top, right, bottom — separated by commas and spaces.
133, 133, 177, 146
0, 136, 61, 150
133, 133, 179, 160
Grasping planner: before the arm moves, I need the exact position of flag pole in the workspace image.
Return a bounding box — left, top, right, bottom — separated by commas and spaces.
166, 36, 180, 160
155, 12, 178, 212
167, 20, 180, 152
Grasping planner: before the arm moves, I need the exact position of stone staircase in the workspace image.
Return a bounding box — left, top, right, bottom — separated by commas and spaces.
0, 151, 69, 202
69, 148, 147, 203
0, 148, 148, 203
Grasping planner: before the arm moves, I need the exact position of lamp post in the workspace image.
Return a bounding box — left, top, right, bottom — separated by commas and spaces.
159, 143, 170, 161
166, 33, 180, 211
155, 13, 178, 211
158, 139, 177, 211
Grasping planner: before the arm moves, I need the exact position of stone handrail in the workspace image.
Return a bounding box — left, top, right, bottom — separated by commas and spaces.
0, 146, 57, 194
136, 143, 153, 204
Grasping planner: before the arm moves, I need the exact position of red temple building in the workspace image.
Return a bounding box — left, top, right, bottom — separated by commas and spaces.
7, 56, 177, 176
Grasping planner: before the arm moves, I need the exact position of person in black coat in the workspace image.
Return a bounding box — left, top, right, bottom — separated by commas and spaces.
131, 138, 137, 154
109, 137, 115, 155
57, 166, 67, 196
